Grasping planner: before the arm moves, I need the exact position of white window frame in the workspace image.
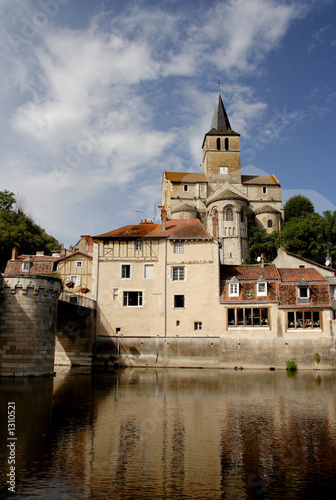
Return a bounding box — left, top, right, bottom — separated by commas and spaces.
22, 262, 30, 272
298, 286, 309, 299
123, 291, 143, 307
257, 282, 267, 297
68, 275, 81, 286
229, 283, 239, 297
120, 264, 132, 279
144, 264, 154, 279
174, 241, 183, 254
171, 266, 185, 281
135, 241, 142, 251
76, 261, 83, 268
194, 322, 202, 331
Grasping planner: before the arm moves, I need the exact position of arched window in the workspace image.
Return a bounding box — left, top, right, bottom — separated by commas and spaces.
216, 138, 221, 150
225, 138, 229, 151
263, 186, 267, 194
267, 219, 273, 228
226, 208, 233, 221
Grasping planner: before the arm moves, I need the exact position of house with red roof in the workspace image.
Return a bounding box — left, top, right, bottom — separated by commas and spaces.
92, 213, 220, 339
5, 248, 60, 275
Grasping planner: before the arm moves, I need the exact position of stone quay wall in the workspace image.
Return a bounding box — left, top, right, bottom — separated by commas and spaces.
95, 334, 336, 370
0, 274, 61, 377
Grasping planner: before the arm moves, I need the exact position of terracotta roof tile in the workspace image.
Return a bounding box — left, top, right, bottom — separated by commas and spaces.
277, 268, 326, 282
94, 219, 212, 241
221, 264, 280, 281
4, 254, 58, 274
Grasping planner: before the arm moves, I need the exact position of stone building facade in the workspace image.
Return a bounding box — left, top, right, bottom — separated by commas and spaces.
162, 92, 284, 265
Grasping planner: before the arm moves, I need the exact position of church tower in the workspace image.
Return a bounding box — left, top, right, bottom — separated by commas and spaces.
202, 92, 241, 184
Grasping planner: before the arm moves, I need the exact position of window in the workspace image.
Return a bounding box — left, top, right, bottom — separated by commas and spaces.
121, 264, 132, 279
68, 275, 81, 286
226, 208, 233, 221
183, 184, 188, 192
217, 137, 221, 150
225, 138, 229, 151
194, 322, 202, 331
174, 295, 185, 308
298, 283, 310, 303
76, 261, 82, 268
174, 241, 183, 253
267, 219, 273, 228
22, 262, 30, 272
241, 210, 244, 223
172, 266, 185, 281
257, 281, 267, 297
228, 278, 239, 297
123, 291, 143, 307
228, 307, 269, 327
176, 321, 180, 327
263, 186, 267, 194
330, 287, 336, 300
229, 283, 239, 296
144, 264, 154, 279
287, 310, 321, 329
135, 241, 142, 251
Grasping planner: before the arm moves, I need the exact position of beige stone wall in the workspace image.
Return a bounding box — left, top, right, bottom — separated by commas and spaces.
246, 184, 282, 202
95, 238, 221, 338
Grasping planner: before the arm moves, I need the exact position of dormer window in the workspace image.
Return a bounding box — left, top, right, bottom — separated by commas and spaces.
257, 277, 267, 297
298, 279, 310, 304
228, 277, 239, 297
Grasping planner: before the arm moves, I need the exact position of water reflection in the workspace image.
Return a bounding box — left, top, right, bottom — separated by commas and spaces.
0, 369, 335, 499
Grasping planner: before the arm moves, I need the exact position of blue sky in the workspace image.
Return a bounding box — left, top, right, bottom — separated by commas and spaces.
0, 0, 335, 246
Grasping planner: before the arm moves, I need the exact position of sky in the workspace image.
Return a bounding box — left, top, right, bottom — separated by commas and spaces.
0, 0, 335, 246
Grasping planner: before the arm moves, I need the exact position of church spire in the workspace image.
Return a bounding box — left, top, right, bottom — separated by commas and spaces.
210, 91, 232, 132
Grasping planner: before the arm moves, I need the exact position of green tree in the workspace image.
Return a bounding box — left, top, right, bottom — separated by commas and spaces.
280, 212, 326, 263
0, 195, 60, 271
0, 190, 15, 211
248, 227, 280, 263
284, 195, 314, 222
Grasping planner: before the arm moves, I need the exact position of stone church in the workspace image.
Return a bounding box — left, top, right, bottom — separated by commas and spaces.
162, 92, 284, 264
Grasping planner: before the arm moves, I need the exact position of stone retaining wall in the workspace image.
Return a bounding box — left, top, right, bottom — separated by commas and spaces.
95, 335, 336, 370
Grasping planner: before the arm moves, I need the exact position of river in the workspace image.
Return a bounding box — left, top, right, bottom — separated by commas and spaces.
1, 368, 336, 499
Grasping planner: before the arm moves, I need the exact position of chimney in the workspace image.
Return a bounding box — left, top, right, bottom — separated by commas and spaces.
12, 247, 18, 260
160, 206, 166, 231
261, 253, 264, 268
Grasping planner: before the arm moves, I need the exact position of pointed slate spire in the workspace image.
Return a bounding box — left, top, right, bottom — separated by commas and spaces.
210, 92, 232, 132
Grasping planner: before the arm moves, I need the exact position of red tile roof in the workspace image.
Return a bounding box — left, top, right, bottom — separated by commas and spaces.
221, 264, 280, 281
5, 255, 58, 274
94, 219, 212, 240
277, 268, 326, 283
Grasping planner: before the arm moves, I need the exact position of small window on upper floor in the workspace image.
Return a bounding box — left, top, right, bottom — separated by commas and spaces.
298, 281, 310, 304
267, 219, 273, 228
225, 138, 229, 151
229, 283, 239, 297
22, 262, 30, 272
216, 138, 221, 150
263, 186, 267, 194
241, 210, 244, 223
174, 241, 183, 253
257, 281, 267, 297
135, 241, 142, 251
76, 261, 82, 268
183, 184, 189, 192
226, 208, 233, 221
194, 322, 202, 331
120, 264, 132, 279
